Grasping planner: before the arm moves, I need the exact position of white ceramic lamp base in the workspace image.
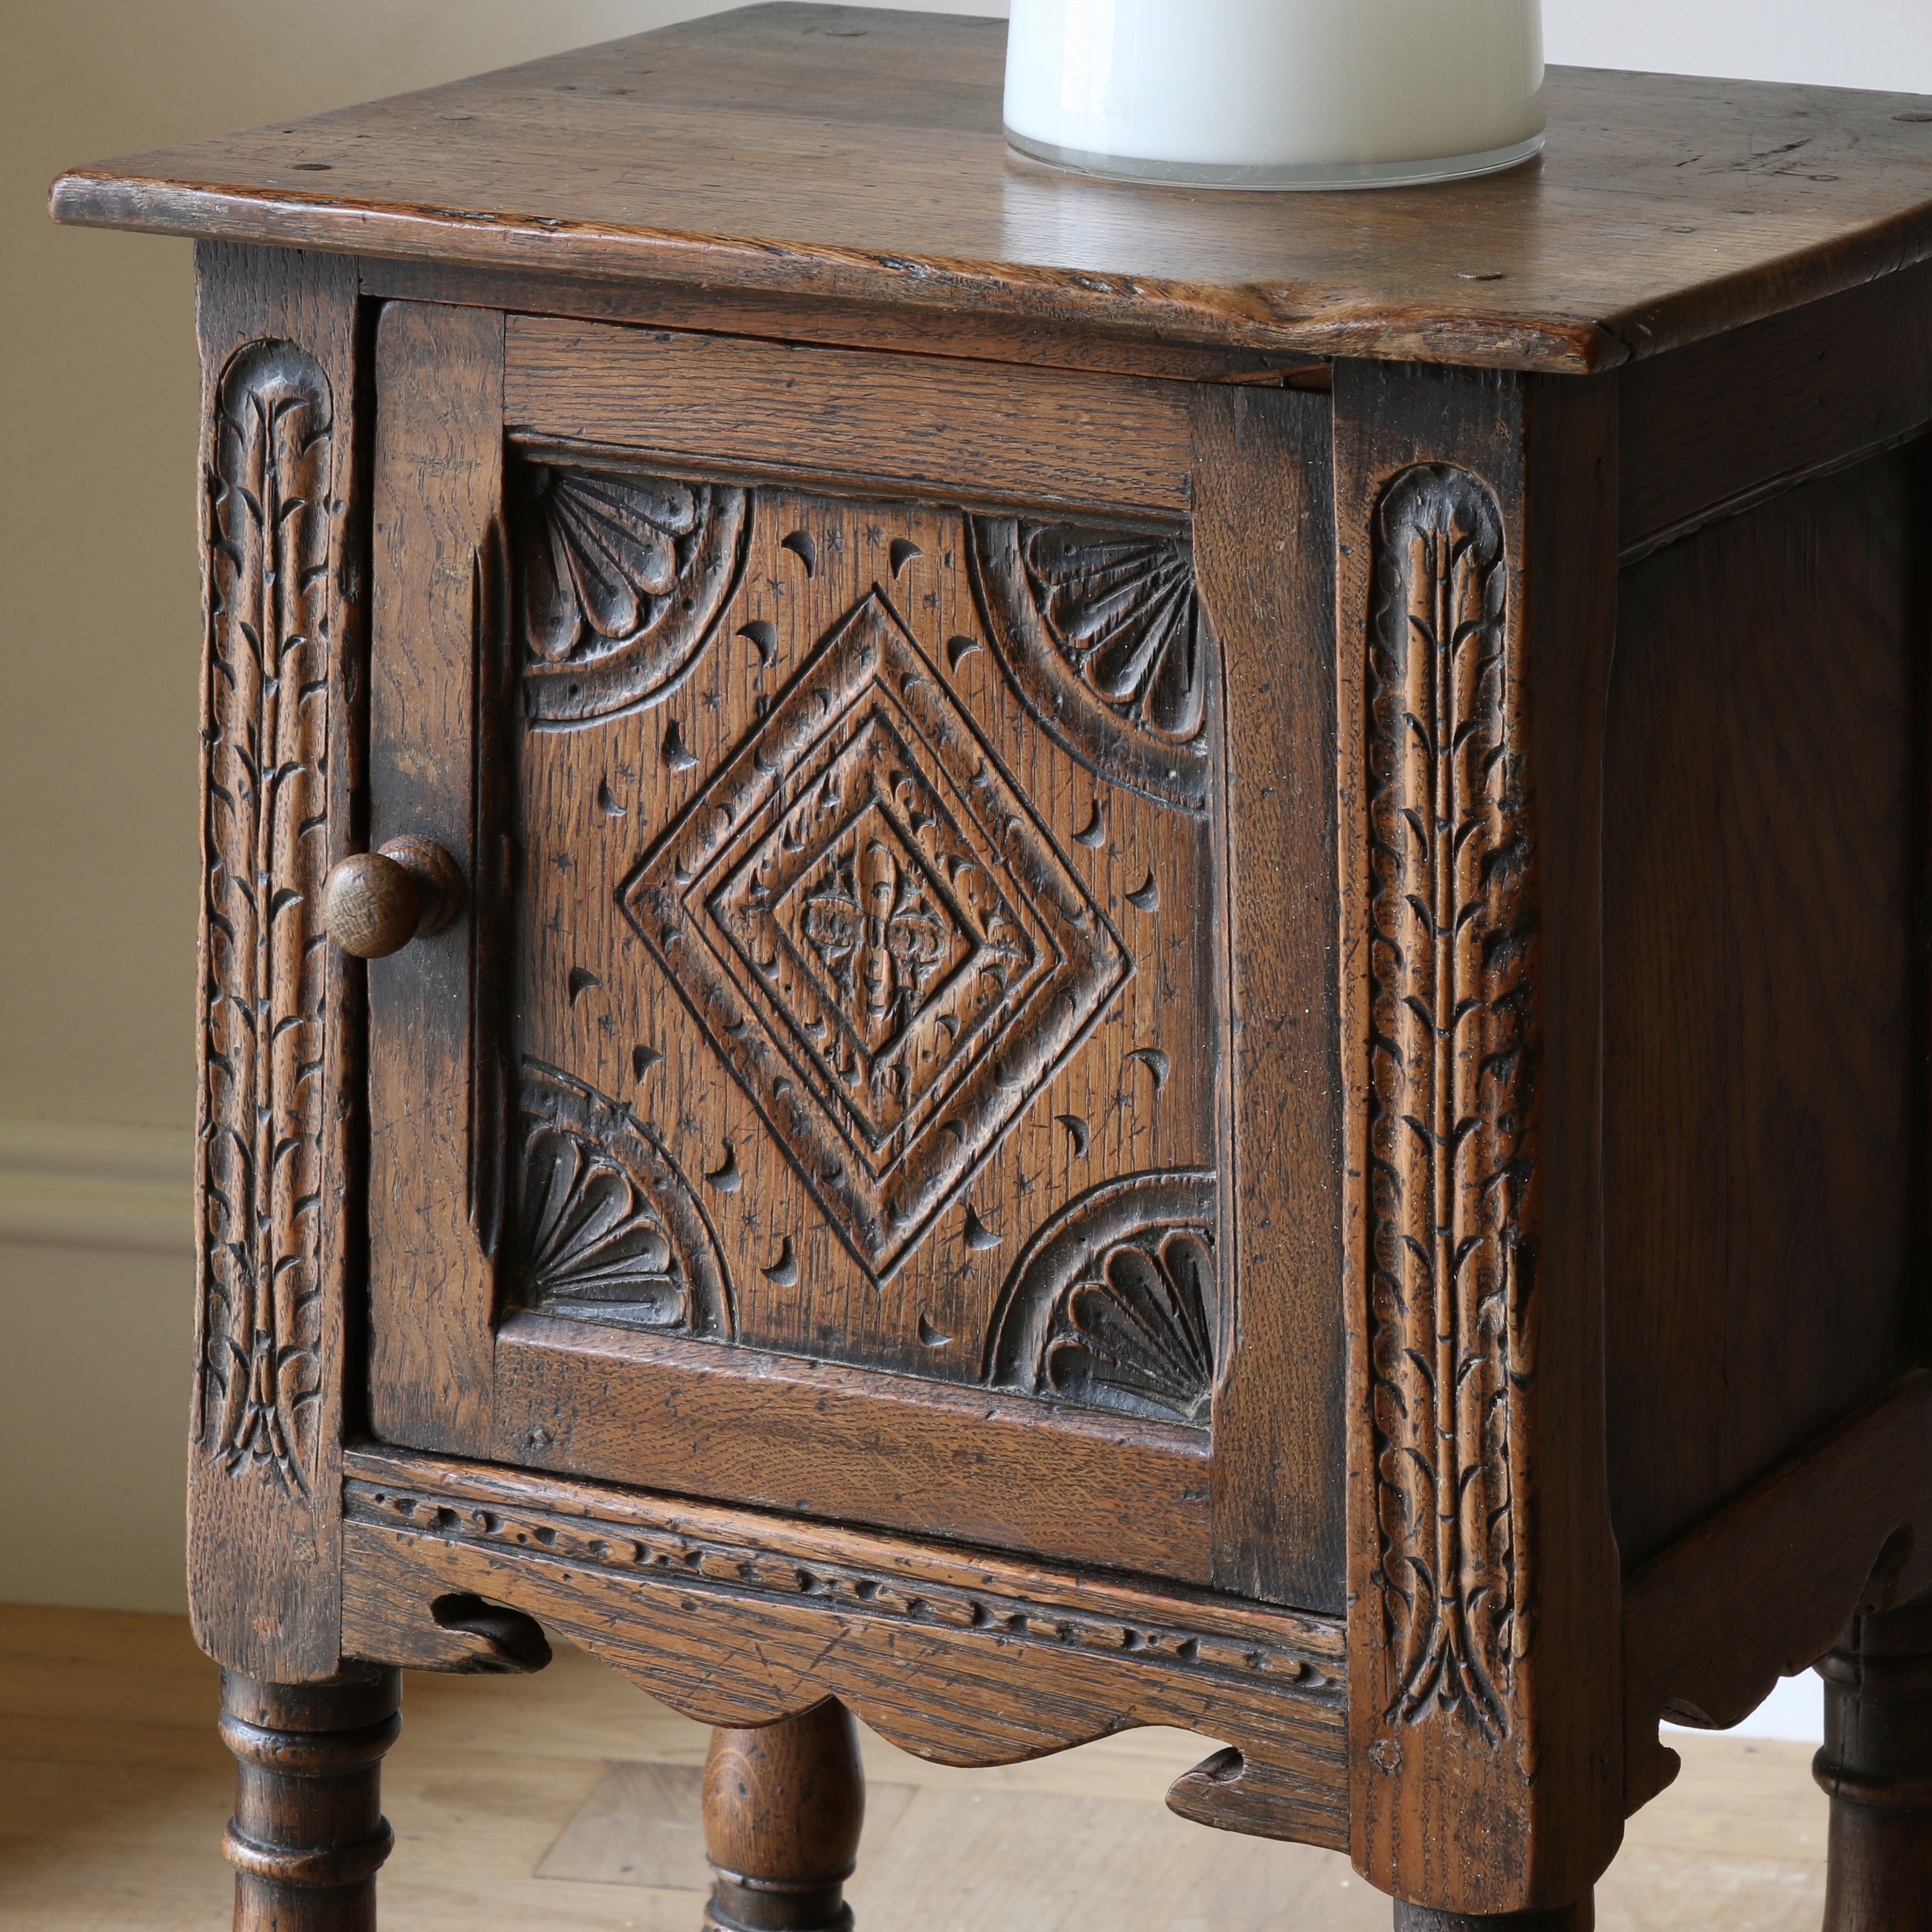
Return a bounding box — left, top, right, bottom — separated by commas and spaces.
1004, 0, 1546, 191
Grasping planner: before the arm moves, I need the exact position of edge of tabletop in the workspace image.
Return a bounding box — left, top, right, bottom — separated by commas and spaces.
45, 166, 1615, 374
46, 167, 1932, 378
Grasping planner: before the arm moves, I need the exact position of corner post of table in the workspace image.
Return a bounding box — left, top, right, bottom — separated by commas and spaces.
1332, 360, 1624, 1917
189, 240, 370, 1682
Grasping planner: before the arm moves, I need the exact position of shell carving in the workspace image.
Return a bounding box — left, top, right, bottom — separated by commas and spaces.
1045, 1229, 1217, 1425
967, 516, 1215, 813
517, 463, 749, 726
1023, 525, 1206, 745
520, 1124, 687, 1326
981, 1170, 1218, 1428
512, 1063, 734, 1338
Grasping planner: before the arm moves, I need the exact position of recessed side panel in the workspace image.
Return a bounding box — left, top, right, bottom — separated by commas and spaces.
1604, 442, 1928, 1568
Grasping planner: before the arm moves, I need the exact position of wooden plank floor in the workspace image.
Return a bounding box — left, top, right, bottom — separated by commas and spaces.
0, 1603, 1828, 1929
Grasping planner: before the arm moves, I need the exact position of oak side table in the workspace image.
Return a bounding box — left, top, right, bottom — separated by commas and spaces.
51, 7, 1932, 1927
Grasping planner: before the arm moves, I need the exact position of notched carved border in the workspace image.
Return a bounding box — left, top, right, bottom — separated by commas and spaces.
967, 516, 1216, 815
339, 1448, 1348, 1850
1364, 463, 1536, 1743
198, 338, 336, 1495
342, 1473, 1339, 1695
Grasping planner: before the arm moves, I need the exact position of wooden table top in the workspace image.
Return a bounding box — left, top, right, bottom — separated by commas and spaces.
48, 2, 1932, 373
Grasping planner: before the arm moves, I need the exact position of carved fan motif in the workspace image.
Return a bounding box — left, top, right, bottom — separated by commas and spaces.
983, 1171, 1218, 1427
516, 462, 749, 726
1045, 1230, 1216, 1425
1025, 526, 1205, 743
512, 1063, 734, 1337
968, 516, 1216, 813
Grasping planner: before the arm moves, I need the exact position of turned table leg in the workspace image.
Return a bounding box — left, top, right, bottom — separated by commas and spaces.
703, 1701, 865, 1932
1393, 1901, 1594, 1930
1815, 1596, 1932, 1932
219, 1667, 402, 1932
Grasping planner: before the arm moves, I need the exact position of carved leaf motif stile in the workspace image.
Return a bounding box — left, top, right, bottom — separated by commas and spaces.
1365, 465, 1535, 1743
199, 340, 335, 1493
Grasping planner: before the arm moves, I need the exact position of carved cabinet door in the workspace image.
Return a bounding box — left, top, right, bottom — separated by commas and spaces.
361, 299, 1344, 1605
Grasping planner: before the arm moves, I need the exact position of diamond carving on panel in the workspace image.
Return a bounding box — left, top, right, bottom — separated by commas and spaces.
621, 591, 1130, 1280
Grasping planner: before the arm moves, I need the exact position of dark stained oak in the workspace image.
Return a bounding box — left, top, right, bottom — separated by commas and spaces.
1616, 262, 1932, 558
364, 298, 506, 1463
1332, 362, 1622, 1917
1393, 1907, 1593, 1932
704, 1703, 865, 1932
336, 1444, 1352, 1853
1815, 1596, 1932, 1932
47, 8, 1932, 1926
1622, 1371, 1932, 1815
1602, 445, 1926, 1570
219, 1668, 401, 1932
503, 316, 1196, 513
362, 254, 1330, 384
47, 5, 1932, 375
1192, 382, 1345, 1611
186, 241, 365, 1687
321, 838, 466, 961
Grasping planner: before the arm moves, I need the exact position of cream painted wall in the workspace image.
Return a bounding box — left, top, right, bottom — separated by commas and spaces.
0, 0, 1924, 1729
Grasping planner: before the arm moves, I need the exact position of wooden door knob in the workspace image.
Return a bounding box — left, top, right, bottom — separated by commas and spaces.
320, 836, 464, 959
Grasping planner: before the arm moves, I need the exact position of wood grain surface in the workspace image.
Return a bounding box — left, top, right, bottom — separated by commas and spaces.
1622, 1371, 1932, 1818
363, 256, 1330, 385
48, 5, 1932, 374
187, 242, 365, 1684
487, 1315, 1214, 1582
336, 1444, 1352, 1853
1332, 361, 1622, 1916
365, 300, 506, 1461
1815, 1595, 1932, 1932
1192, 383, 1345, 1613
1602, 445, 1926, 1570
1617, 263, 1932, 559
702, 1702, 864, 1932
219, 1667, 402, 1932
356, 364, 1346, 1591
503, 317, 1195, 512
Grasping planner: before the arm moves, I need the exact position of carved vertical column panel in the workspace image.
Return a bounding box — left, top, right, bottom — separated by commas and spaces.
1334, 364, 1622, 1918
190, 243, 364, 1680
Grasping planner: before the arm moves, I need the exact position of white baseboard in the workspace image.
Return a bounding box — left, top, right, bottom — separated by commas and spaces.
0, 1115, 194, 1254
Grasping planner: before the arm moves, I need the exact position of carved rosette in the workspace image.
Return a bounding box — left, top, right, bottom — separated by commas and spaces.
968, 517, 1215, 813
516, 459, 749, 726
198, 340, 335, 1493
513, 1062, 734, 1338
983, 1171, 1218, 1426
1364, 464, 1536, 1742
